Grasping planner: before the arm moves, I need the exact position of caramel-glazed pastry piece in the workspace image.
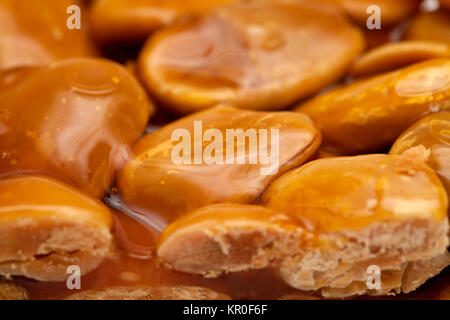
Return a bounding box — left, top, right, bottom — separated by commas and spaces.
157, 204, 306, 277
138, 0, 364, 115
296, 59, 450, 154
404, 10, 450, 45
351, 41, 450, 78
0, 279, 28, 300
390, 112, 450, 202
118, 105, 321, 222
0, 175, 113, 281
319, 0, 420, 26
0, 58, 152, 198
262, 153, 449, 297
89, 0, 234, 44
157, 153, 449, 297
0, 0, 95, 70
65, 286, 230, 300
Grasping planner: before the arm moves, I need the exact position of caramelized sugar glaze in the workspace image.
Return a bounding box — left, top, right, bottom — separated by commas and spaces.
1, 0, 450, 300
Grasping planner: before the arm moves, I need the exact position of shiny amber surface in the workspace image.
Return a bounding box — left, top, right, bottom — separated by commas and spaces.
442, 0, 450, 10
1, 0, 450, 301
351, 41, 450, 77
0, 58, 152, 197
118, 105, 321, 222
404, 10, 450, 45
138, 0, 364, 115
0, 175, 113, 281
89, 0, 234, 44
262, 154, 448, 233
296, 59, 450, 154
0, 0, 95, 70
390, 112, 450, 200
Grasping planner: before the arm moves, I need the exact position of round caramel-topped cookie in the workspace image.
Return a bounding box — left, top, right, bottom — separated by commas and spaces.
296, 59, 450, 154
89, 0, 234, 44
138, 0, 364, 115
351, 41, 450, 78
0, 0, 95, 70
118, 105, 321, 221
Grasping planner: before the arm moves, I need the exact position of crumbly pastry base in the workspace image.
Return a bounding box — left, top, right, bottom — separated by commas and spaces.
159, 217, 449, 298
0, 279, 28, 300
64, 286, 230, 300
0, 222, 112, 281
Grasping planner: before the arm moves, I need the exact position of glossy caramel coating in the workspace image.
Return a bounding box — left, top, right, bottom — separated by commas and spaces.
296, 59, 450, 154
263, 153, 449, 295
404, 10, 450, 45
390, 112, 450, 200
156, 154, 449, 295
351, 41, 450, 78
0, 58, 152, 197
319, 0, 420, 26
0, 0, 95, 70
118, 105, 321, 222
262, 154, 448, 233
138, 0, 364, 115
89, 0, 234, 44
0, 175, 113, 281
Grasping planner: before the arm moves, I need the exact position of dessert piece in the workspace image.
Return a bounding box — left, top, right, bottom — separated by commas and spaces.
118, 105, 321, 221
65, 285, 230, 300
158, 152, 450, 297
295, 59, 450, 154
318, 0, 420, 26
404, 10, 450, 45
0, 279, 28, 300
138, 0, 364, 115
89, 0, 234, 44
157, 204, 306, 277
0, 58, 152, 197
262, 153, 449, 297
390, 112, 450, 203
0, 0, 95, 70
0, 175, 113, 281
351, 41, 450, 78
